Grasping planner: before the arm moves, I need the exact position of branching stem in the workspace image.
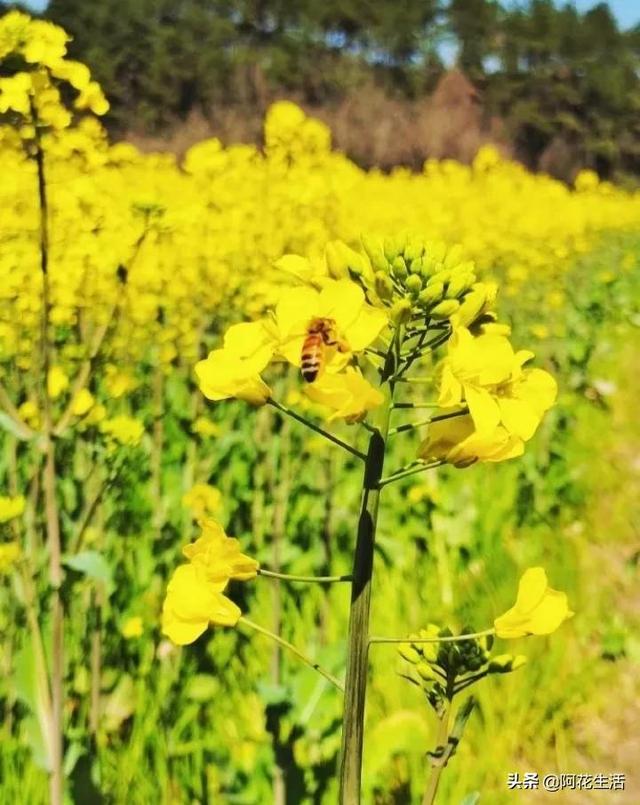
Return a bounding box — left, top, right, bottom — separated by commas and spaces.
259, 568, 353, 584
239, 617, 344, 692
268, 398, 366, 460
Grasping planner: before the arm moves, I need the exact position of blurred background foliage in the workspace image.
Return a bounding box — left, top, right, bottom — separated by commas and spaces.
2, 0, 639, 180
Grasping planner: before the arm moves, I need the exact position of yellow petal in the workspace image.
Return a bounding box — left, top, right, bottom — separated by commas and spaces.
465, 385, 501, 432
497, 397, 541, 441
515, 567, 548, 612
343, 305, 388, 352
317, 280, 364, 331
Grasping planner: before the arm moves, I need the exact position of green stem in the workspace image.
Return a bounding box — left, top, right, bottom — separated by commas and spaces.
369, 629, 495, 645
454, 671, 489, 695
388, 408, 468, 436
238, 617, 344, 693
268, 399, 366, 460
338, 392, 394, 803
393, 402, 440, 409
422, 703, 451, 805
259, 568, 353, 584
34, 118, 64, 805
378, 460, 445, 487
0, 382, 36, 440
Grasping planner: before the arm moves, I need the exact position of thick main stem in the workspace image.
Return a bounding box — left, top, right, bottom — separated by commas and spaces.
338, 397, 394, 804
34, 124, 64, 805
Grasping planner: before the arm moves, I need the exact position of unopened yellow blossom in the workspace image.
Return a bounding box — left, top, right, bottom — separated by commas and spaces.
0, 495, 25, 523
0, 541, 21, 573
182, 484, 222, 518
494, 567, 574, 639
70, 388, 94, 417
305, 367, 384, 422
47, 366, 69, 399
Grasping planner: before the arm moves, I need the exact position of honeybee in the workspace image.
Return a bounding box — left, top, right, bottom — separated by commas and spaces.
300, 317, 349, 382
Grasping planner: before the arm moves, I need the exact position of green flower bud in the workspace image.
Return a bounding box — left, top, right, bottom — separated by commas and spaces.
392, 255, 408, 280
398, 644, 421, 664
361, 234, 389, 272
390, 299, 413, 324
404, 239, 425, 263
426, 270, 449, 287
487, 654, 527, 674
384, 234, 406, 263
444, 244, 465, 269
325, 240, 371, 281
419, 282, 444, 306
416, 661, 437, 682
431, 299, 461, 319
374, 271, 394, 301
455, 289, 486, 326
419, 625, 441, 663
427, 241, 447, 264
464, 655, 486, 672
447, 272, 476, 299
408, 258, 424, 274
405, 274, 423, 295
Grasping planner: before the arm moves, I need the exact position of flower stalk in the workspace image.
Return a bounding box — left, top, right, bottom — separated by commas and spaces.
239, 617, 344, 692
259, 568, 353, 584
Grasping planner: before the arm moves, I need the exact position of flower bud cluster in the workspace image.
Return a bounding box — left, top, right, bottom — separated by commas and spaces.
398, 624, 526, 712
332, 234, 498, 329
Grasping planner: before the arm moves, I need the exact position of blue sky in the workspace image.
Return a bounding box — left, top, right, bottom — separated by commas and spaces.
22, 0, 640, 29
505, 0, 639, 29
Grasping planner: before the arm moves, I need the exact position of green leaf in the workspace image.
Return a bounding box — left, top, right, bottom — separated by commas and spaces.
62, 551, 114, 595
0, 411, 33, 441
64, 741, 85, 778
186, 674, 220, 702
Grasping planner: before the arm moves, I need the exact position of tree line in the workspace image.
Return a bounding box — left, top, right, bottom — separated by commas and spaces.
4, 0, 640, 179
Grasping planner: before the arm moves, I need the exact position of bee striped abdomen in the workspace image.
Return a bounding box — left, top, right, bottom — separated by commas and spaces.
301, 334, 324, 382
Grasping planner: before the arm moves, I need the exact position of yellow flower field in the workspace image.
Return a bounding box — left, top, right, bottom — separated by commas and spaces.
1, 11, 639, 805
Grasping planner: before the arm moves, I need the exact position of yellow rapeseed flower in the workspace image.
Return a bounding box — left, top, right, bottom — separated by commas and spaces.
182, 519, 259, 584
162, 564, 241, 645
494, 567, 574, 639
0, 541, 21, 573
191, 417, 221, 438
70, 388, 94, 417
161, 519, 258, 645
195, 344, 272, 405
0, 495, 25, 523
304, 366, 384, 423
47, 366, 69, 399
268, 279, 388, 370
99, 415, 144, 446
438, 327, 557, 443
182, 484, 222, 519
121, 616, 144, 639
418, 413, 523, 467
